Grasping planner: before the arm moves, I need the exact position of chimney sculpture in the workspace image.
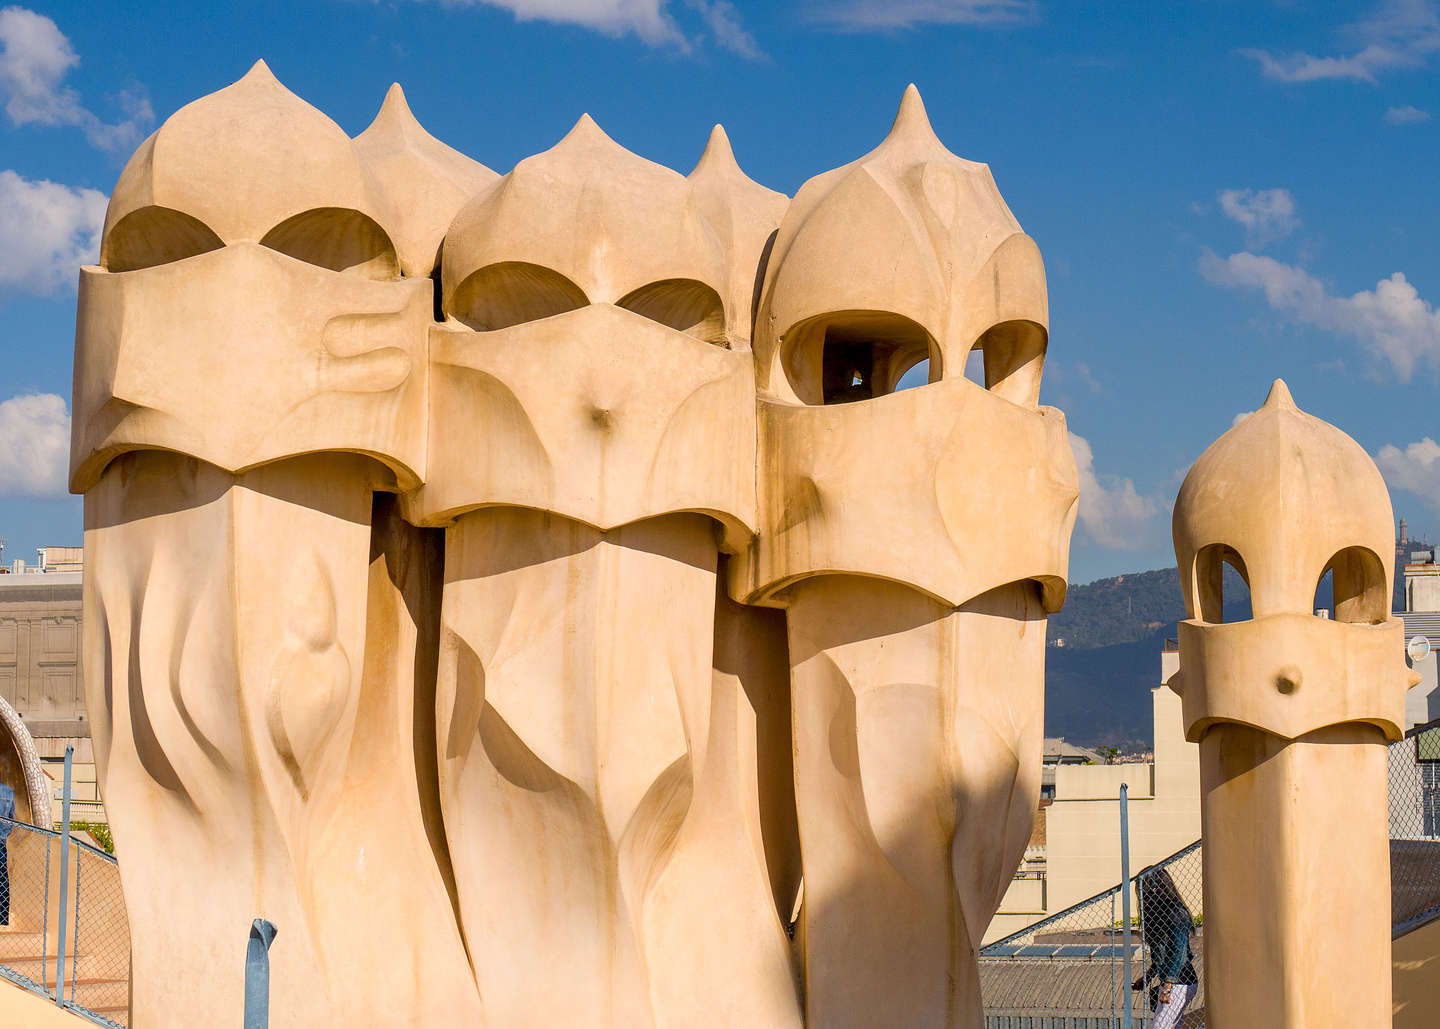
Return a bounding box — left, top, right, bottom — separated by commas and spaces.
72, 65, 1077, 1028
1170, 380, 1416, 1027
735, 86, 1077, 1027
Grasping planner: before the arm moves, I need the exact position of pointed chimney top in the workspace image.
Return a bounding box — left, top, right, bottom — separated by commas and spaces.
243, 59, 277, 83
563, 112, 612, 145
381, 82, 410, 115
691, 123, 743, 178
887, 83, 939, 145
360, 82, 419, 139
1264, 378, 1296, 411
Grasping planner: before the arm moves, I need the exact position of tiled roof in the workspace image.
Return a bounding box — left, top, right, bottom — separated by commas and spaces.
980, 929, 1206, 1019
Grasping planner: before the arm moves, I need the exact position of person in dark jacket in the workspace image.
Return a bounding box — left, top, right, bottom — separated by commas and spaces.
1131, 866, 1199, 1028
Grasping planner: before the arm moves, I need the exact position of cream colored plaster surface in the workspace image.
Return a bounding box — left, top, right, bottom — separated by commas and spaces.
412, 310, 758, 544
1171, 380, 1416, 1029
786, 577, 1046, 1027
733, 375, 1074, 610
442, 115, 729, 337
73, 65, 1076, 1028
0, 978, 99, 1028
102, 62, 393, 270
752, 86, 1048, 408
688, 125, 790, 348
354, 84, 497, 278
84, 453, 480, 1027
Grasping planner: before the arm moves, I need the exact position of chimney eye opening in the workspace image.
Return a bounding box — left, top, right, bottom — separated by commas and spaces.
1194, 543, 1251, 624
1321, 546, 1387, 625
101, 206, 225, 273
781, 310, 938, 405
260, 208, 400, 280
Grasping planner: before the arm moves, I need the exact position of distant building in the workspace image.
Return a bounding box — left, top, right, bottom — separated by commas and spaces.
0, 547, 105, 827
1038, 737, 1101, 800
35, 545, 83, 574
1399, 546, 1440, 730
986, 643, 1201, 944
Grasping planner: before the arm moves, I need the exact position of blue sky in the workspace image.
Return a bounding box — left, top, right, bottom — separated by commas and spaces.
4, 0, 1440, 583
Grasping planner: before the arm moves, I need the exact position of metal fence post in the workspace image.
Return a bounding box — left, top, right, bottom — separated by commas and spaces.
245, 918, 278, 1028
54, 744, 72, 1008
1120, 782, 1133, 1029
40, 827, 50, 996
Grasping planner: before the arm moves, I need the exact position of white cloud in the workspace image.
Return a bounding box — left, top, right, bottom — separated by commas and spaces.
1240, 0, 1440, 84
1232, 410, 1255, 427
1217, 188, 1298, 247
0, 6, 153, 153
1386, 103, 1431, 123
435, 0, 762, 56
685, 0, 762, 58
1376, 437, 1440, 512
0, 393, 69, 498
0, 169, 106, 295
806, 0, 1036, 30
1069, 433, 1161, 551
1072, 361, 1102, 394
1200, 250, 1440, 381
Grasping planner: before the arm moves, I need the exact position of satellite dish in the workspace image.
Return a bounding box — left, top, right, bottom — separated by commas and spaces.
1409, 636, 1431, 663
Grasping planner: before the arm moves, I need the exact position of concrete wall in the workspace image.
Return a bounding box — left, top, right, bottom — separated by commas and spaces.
0, 575, 83, 723
1407, 565, 1440, 614
987, 651, 1201, 943
1053, 761, 1152, 801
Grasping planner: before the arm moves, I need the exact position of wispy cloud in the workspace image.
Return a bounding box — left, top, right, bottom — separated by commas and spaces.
1200, 250, 1440, 381
1232, 409, 1256, 427
0, 169, 106, 295
1218, 188, 1299, 247
1386, 103, 1431, 123
0, 393, 70, 498
429, 0, 763, 56
1240, 0, 1440, 84
0, 6, 153, 153
1376, 436, 1440, 513
806, 0, 1037, 30
1069, 433, 1162, 551
685, 0, 763, 58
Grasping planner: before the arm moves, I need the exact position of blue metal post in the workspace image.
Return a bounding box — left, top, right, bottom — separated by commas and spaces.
54, 744, 73, 1007
245, 918, 278, 1028
1120, 782, 1133, 1029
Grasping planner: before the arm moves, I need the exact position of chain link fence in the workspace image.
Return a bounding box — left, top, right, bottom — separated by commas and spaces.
980, 842, 1203, 1028
0, 814, 128, 1027
979, 877, 1137, 1027
1133, 845, 1204, 1028
1389, 720, 1440, 936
